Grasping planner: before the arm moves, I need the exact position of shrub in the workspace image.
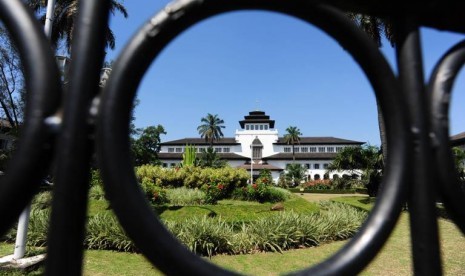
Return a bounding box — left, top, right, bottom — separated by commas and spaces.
136, 165, 249, 190
27, 209, 50, 247
165, 216, 234, 257
90, 169, 104, 187
32, 191, 53, 210
232, 185, 292, 203
165, 187, 205, 206
89, 184, 106, 201
86, 213, 135, 252
202, 182, 228, 204
140, 177, 168, 205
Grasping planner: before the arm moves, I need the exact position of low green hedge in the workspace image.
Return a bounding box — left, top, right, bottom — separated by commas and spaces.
288, 188, 367, 194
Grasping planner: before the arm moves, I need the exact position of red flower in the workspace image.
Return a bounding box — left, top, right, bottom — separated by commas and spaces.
217, 184, 224, 190
252, 184, 257, 189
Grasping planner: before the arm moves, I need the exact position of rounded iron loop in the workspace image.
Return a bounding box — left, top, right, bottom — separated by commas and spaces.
97, 0, 411, 275
0, 0, 62, 236
428, 39, 465, 234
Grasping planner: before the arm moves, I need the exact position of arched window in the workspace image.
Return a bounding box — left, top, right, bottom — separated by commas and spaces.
332, 174, 340, 180
314, 174, 321, 180
323, 173, 329, 180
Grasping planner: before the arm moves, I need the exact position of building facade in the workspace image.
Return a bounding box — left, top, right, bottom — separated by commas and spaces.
159, 110, 364, 183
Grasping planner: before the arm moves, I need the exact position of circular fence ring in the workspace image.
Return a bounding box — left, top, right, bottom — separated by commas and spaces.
97, 0, 412, 275
0, 0, 62, 236
428, 39, 465, 234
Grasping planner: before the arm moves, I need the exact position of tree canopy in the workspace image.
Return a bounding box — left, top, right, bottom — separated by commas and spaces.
197, 113, 225, 146
284, 126, 302, 162
327, 145, 383, 196
131, 125, 166, 166
27, 0, 128, 52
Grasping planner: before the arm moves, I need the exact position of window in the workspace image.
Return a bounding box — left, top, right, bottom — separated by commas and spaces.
294, 147, 300, 153
301, 147, 308, 152
309, 147, 317, 152
323, 163, 329, 169
314, 164, 320, 169
246, 125, 250, 130
170, 163, 176, 167
162, 163, 167, 167
305, 164, 310, 169
260, 125, 264, 130
168, 148, 174, 153
175, 148, 183, 153
223, 148, 230, 153
336, 146, 343, 152
327, 147, 334, 152
215, 148, 222, 153
314, 174, 321, 180
264, 125, 268, 130
318, 147, 326, 152
252, 147, 262, 159
284, 147, 291, 153
199, 148, 206, 152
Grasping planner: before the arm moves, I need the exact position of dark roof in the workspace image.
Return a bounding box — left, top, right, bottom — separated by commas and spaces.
451, 132, 465, 146
274, 137, 364, 145
263, 152, 337, 160
161, 138, 239, 146
239, 110, 275, 129
236, 163, 283, 171
158, 152, 249, 160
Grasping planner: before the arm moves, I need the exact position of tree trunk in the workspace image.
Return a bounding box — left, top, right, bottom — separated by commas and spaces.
376, 99, 388, 164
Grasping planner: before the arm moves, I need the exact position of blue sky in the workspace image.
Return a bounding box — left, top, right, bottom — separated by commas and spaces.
106, 1, 465, 145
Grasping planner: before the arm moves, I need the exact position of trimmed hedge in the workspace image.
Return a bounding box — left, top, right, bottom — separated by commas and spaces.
288, 188, 367, 194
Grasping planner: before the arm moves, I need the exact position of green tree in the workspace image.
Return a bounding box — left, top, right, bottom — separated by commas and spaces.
197, 113, 225, 147
284, 126, 302, 162
28, 0, 128, 52
347, 14, 395, 161
198, 147, 226, 168
327, 145, 383, 197
285, 163, 306, 187
452, 147, 465, 182
131, 125, 166, 166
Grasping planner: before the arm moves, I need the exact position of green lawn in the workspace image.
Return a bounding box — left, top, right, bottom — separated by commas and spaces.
2, 195, 464, 275
87, 196, 319, 223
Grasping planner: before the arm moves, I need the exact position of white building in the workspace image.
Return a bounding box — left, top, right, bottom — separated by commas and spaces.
159, 110, 364, 183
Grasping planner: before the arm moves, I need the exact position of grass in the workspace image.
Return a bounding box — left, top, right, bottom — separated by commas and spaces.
155, 196, 319, 223
2, 195, 464, 275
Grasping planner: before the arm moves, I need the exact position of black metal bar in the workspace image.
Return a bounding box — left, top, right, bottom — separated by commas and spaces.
428, 40, 465, 234
394, 18, 442, 275
44, 0, 111, 274
0, 0, 61, 236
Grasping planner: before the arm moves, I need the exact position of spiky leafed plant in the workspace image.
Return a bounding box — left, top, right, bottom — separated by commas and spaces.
284, 126, 302, 162
197, 113, 225, 147
27, 0, 128, 52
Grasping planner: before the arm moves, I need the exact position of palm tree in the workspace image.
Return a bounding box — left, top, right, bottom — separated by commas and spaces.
347, 14, 394, 161
27, 0, 128, 52
327, 145, 383, 196
197, 113, 225, 147
284, 126, 302, 162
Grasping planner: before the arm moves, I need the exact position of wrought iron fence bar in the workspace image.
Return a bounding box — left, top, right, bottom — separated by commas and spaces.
44, 0, 112, 275
429, 40, 465, 234
394, 18, 442, 275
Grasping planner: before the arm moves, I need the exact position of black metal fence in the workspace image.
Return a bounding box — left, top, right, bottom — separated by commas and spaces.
0, 0, 464, 275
